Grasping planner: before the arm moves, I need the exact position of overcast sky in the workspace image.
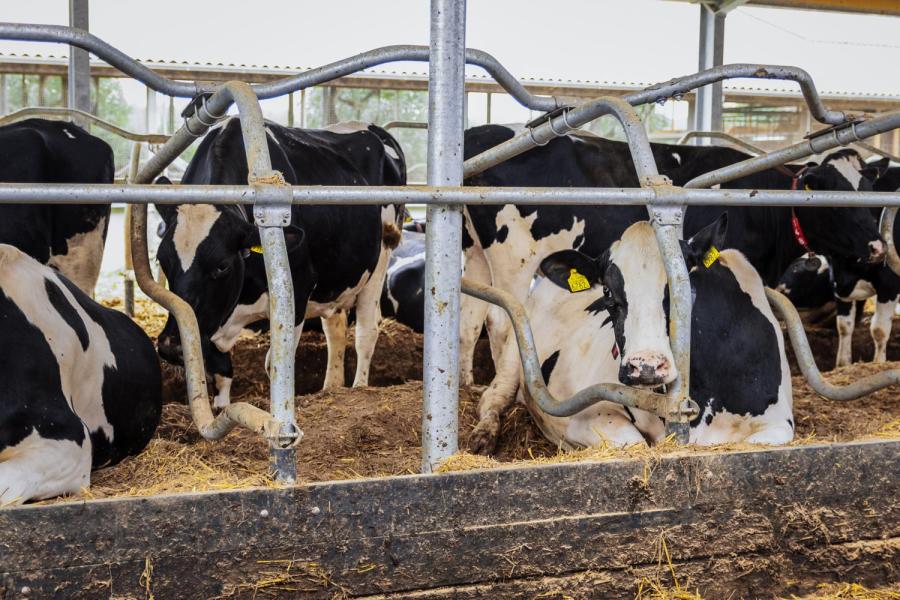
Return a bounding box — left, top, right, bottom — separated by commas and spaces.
1, 1, 898, 94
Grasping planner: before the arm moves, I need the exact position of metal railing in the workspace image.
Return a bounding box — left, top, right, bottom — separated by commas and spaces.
1, 12, 899, 480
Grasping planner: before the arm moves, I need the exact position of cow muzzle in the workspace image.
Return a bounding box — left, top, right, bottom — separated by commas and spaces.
868, 239, 886, 263
619, 351, 675, 387
157, 334, 184, 366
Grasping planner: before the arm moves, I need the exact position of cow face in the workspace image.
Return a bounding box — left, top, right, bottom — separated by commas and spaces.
797, 150, 884, 263
541, 219, 724, 387
153, 202, 305, 365
775, 253, 834, 308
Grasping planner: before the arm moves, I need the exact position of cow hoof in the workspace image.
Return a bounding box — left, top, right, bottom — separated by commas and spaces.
213, 395, 231, 410
468, 419, 499, 456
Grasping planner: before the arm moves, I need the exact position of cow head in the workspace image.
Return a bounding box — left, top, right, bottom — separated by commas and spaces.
775, 253, 834, 308
153, 198, 303, 365
540, 218, 725, 387
796, 149, 884, 263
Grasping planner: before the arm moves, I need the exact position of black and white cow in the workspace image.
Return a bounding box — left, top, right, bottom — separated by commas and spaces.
0, 245, 162, 505
0, 118, 114, 294
462, 125, 883, 452
526, 216, 793, 448
381, 230, 425, 333
776, 160, 900, 368
155, 119, 405, 406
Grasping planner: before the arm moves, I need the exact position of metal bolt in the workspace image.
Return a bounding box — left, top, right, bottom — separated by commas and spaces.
259, 509, 269, 517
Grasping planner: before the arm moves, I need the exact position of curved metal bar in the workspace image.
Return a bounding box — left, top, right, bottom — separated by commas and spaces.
766, 287, 900, 400
464, 63, 848, 178
676, 130, 767, 155
879, 207, 900, 276
684, 110, 900, 189
130, 83, 300, 478
461, 278, 675, 418
0, 107, 170, 144
0, 23, 558, 111
384, 120, 428, 130
854, 140, 900, 164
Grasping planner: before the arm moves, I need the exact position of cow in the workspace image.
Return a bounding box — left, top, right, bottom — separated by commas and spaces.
381, 230, 426, 333
155, 119, 405, 407
0, 118, 114, 295
525, 216, 793, 448
0, 245, 162, 505
775, 161, 900, 368
462, 125, 883, 453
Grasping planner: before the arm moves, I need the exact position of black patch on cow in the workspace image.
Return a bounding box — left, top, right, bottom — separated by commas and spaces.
623, 405, 637, 424
573, 233, 585, 250
601, 263, 628, 364
495, 225, 509, 244
687, 263, 782, 425
705, 412, 714, 426
787, 418, 794, 430
541, 350, 560, 384
44, 277, 89, 351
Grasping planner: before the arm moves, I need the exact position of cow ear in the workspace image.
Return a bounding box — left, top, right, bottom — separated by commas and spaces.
540, 250, 603, 293
153, 176, 177, 224
685, 212, 728, 269
242, 225, 306, 256
865, 157, 891, 180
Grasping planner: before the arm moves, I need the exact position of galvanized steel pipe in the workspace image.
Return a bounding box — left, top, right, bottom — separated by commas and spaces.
421, 0, 466, 473
463, 63, 848, 179
0, 23, 557, 111
685, 111, 900, 189
461, 278, 687, 418
0, 107, 170, 144
767, 287, 900, 400
880, 207, 900, 276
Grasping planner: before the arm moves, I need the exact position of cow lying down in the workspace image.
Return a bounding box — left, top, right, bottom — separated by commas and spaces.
525, 216, 793, 449
0, 245, 161, 505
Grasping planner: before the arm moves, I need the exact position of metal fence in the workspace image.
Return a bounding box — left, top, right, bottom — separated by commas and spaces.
2, 3, 900, 481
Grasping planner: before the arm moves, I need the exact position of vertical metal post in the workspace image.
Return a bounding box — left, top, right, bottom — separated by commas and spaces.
300, 89, 306, 128
287, 92, 295, 127
0, 74, 6, 115
486, 91, 492, 124
145, 86, 157, 133
421, 0, 466, 473
123, 142, 141, 317
167, 96, 175, 134
695, 4, 725, 135
67, 0, 90, 123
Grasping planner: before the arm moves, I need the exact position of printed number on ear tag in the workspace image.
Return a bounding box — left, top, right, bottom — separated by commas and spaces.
250, 245, 264, 254
702, 245, 720, 269
567, 268, 591, 293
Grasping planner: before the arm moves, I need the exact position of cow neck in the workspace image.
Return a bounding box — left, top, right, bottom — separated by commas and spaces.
789, 166, 813, 254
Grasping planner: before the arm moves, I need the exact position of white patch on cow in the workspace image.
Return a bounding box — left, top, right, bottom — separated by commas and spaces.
62, 128, 76, 139
213, 374, 233, 409
837, 279, 876, 302
0, 429, 92, 505
48, 216, 107, 296
173, 205, 221, 272
829, 156, 864, 190
870, 298, 897, 363
690, 250, 793, 445
0, 245, 116, 443
212, 292, 269, 353
671, 152, 681, 166
836, 301, 856, 368
323, 120, 370, 134
814, 254, 830, 275
307, 271, 372, 318
382, 144, 399, 160
608, 223, 676, 383
321, 311, 348, 390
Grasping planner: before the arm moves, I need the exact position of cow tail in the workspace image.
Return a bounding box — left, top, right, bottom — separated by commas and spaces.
382, 221, 402, 250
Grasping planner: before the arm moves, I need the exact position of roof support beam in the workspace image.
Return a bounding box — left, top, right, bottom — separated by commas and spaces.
67, 0, 90, 123
694, 4, 727, 134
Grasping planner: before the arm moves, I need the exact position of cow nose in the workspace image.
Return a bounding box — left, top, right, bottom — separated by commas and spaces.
157, 334, 184, 365
869, 239, 886, 262
620, 352, 674, 386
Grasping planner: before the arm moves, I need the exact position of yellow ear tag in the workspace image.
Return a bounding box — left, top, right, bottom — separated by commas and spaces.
404, 215, 413, 223
702, 245, 720, 269
567, 268, 591, 293
249, 245, 264, 254
804, 184, 812, 191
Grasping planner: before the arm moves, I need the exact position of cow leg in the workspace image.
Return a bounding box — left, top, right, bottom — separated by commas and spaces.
353, 248, 392, 387
208, 348, 234, 409
322, 312, 348, 390
870, 296, 897, 363
459, 243, 491, 386
468, 334, 521, 454
835, 300, 856, 368
0, 427, 92, 505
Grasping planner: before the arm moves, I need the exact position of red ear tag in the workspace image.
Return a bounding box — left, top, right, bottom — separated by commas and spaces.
611, 342, 619, 360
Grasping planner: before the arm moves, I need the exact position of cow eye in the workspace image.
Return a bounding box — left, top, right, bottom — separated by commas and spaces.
212, 258, 232, 279
240, 249, 251, 259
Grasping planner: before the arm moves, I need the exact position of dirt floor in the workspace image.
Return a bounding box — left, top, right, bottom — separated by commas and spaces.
58, 300, 899, 502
